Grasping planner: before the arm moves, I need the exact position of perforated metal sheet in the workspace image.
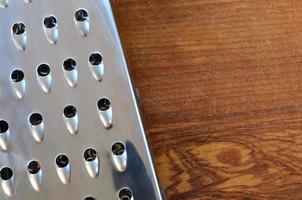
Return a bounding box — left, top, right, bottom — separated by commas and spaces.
0, 0, 163, 199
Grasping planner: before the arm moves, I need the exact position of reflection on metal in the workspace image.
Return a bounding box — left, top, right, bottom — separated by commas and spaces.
118, 187, 134, 200
75, 9, 90, 37
43, 16, 59, 44
97, 97, 113, 129
0, 167, 14, 197
111, 142, 127, 173
89, 52, 104, 81
11, 22, 27, 51
55, 155, 71, 185
0, 120, 10, 151
63, 58, 78, 87
63, 105, 78, 135
0, 1, 163, 199
36, 64, 52, 93
27, 161, 43, 192
84, 148, 99, 178
84, 197, 96, 200
10, 69, 26, 99
28, 113, 45, 142
0, 0, 8, 8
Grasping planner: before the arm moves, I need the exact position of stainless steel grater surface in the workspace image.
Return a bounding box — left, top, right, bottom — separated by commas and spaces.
0, 0, 163, 199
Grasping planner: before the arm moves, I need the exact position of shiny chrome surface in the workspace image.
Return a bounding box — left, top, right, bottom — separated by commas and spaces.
0, 120, 10, 151
62, 58, 78, 88
97, 97, 113, 129
42, 15, 59, 45
27, 160, 43, 192
27, 112, 45, 143
0, 0, 162, 199
74, 8, 90, 37
83, 148, 99, 179
0, 0, 8, 8
111, 142, 127, 173
36, 63, 52, 93
63, 105, 79, 135
10, 69, 26, 99
89, 52, 105, 82
11, 22, 27, 51
0, 167, 14, 197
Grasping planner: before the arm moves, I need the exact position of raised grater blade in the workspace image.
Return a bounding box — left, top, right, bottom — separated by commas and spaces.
0, 1, 163, 199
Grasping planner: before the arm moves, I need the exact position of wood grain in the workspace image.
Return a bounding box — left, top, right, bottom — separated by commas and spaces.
112, 0, 302, 199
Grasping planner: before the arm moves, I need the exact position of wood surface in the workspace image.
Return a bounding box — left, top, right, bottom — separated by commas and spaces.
112, 0, 302, 199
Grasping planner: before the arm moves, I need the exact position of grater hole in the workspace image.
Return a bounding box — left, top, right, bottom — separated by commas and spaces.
97, 98, 110, 111
43, 16, 57, 28
28, 160, 41, 174
64, 105, 77, 118
11, 69, 24, 82
112, 142, 125, 156
0, 120, 9, 133
29, 113, 43, 126
0, 167, 13, 181
75, 9, 88, 22
12, 23, 25, 35
84, 197, 95, 200
63, 58, 76, 71
56, 155, 69, 168
119, 188, 133, 200
89, 53, 103, 65
37, 64, 50, 76
84, 148, 97, 162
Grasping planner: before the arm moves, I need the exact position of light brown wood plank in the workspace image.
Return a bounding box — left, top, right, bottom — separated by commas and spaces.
112, 0, 302, 199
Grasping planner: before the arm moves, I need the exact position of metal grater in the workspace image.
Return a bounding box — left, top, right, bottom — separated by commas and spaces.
0, 0, 163, 199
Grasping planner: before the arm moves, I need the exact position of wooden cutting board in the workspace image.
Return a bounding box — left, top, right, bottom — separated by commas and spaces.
113, 0, 302, 199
